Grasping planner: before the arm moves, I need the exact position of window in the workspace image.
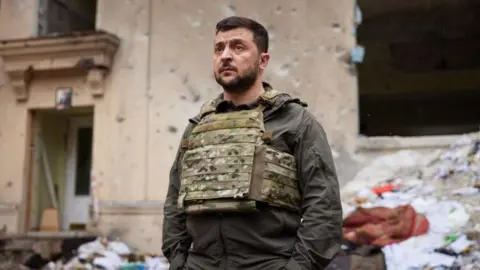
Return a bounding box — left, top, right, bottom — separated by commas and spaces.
37, 0, 97, 36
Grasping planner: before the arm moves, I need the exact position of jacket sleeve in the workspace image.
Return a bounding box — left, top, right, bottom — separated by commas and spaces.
162, 123, 195, 269
284, 113, 343, 270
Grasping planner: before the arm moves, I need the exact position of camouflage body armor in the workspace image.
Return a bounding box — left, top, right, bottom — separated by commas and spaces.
177, 90, 301, 214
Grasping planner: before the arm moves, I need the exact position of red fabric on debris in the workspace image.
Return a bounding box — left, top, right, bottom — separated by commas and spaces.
342, 205, 429, 247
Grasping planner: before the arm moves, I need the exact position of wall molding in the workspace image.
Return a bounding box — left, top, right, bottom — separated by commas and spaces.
0, 30, 120, 101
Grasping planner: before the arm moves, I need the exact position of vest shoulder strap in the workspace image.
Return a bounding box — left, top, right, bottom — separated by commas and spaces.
261, 90, 308, 108
259, 89, 283, 105
197, 89, 307, 121
198, 99, 218, 118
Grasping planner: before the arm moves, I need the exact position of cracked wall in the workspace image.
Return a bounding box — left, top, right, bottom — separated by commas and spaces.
93, 0, 358, 250
93, 0, 359, 203
0, 0, 358, 251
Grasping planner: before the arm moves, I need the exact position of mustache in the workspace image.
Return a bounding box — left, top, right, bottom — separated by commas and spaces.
219, 65, 237, 72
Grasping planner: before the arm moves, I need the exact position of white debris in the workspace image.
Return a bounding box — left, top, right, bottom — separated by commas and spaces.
48, 237, 170, 270
450, 234, 474, 254
452, 187, 480, 196
382, 233, 455, 270
108, 240, 131, 256
342, 150, 427, 195
341, 136, 480, 270
92, 251, 123, 270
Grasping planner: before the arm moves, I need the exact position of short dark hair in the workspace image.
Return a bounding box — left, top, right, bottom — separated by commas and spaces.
215, 16, 269, 53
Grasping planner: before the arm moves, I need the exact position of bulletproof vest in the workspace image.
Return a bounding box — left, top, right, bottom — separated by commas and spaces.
177, 90, 301, 214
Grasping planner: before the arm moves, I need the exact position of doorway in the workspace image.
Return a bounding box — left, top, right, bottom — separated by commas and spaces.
63, 117, 93, 230
27, 108, 94, 232
357, 0, 480, 136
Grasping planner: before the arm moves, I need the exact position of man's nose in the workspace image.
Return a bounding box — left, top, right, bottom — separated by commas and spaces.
220, 47, 233, 61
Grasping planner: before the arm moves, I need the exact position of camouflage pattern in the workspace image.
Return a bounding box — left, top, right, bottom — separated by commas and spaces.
198, 89, 282, 117
184, 200, 258, 213
259, 89, 283, 104
178, 92, 301, 214
163, 86, 343, 270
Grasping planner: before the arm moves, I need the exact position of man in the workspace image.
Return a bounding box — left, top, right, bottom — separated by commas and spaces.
162, 16, 342, 270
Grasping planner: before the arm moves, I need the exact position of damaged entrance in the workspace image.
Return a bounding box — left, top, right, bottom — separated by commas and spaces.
28, 108, 94, 232
357, 0, 480, 137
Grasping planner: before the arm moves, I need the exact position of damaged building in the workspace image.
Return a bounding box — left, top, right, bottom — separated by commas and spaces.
0, 0, 479, 253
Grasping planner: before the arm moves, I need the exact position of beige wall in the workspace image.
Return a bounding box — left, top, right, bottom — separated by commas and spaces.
95, 0, 358, 250
0, 0, 38, 234
0, 0, 358, 251
0, 0, 37, 39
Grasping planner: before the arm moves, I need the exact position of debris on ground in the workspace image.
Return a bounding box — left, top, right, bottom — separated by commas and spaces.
4, 136, 479, 270
12, 237, 170, 270
340, 135, 480, 270
343, 205, 429, 247
57, 237, 169, 270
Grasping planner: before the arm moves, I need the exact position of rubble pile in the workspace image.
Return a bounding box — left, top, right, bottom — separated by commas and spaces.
340, 136, 480, 270
25, 237, 170, 270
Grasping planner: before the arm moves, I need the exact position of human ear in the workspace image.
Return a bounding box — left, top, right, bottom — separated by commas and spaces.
259, 53, 270, 71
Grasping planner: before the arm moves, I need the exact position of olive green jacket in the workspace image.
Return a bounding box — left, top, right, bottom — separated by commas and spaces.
162, 87, 342, 270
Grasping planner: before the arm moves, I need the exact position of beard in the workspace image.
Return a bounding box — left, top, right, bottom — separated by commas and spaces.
214, 64, 259, 94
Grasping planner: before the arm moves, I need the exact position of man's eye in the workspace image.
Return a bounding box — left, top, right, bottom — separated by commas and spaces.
215, 47, 223, 53
235, 45, 244, 51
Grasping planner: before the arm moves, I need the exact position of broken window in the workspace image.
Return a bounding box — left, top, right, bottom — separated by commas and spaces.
37, 0, 97, 36
357, 1, 480, 136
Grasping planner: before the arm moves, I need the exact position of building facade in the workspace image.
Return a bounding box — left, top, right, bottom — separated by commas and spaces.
1, 0, 479, 252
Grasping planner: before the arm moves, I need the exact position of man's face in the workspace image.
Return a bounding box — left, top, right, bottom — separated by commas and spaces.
213, 28, 269, 93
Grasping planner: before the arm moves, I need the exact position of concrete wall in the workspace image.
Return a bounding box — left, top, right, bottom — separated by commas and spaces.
0, 0, 358, 251
0, 1, 37, 39
95, 0, 358, 250
0, 0, 38, 235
